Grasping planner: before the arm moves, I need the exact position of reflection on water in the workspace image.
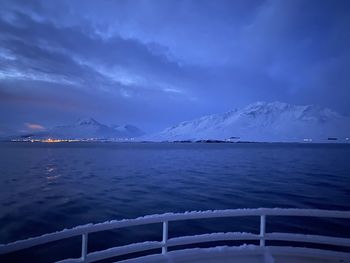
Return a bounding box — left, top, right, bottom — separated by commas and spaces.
45, 165, 60, 181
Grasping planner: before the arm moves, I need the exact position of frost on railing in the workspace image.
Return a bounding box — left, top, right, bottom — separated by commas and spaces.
0, 208, 350, 263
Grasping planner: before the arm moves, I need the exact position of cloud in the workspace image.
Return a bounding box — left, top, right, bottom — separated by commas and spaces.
25, 122, 45, 130
0, 0, 350, 132
0, 10, 189, 90
163, 87, 183, 94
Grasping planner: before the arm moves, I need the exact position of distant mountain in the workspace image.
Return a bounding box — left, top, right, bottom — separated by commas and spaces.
13, 118, 145, 140
111, 124, 145, 138
147, 102, 350, 142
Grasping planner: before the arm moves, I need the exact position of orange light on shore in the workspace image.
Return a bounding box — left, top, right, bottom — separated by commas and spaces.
42, 138, 58, 143
42, 138, 72, 143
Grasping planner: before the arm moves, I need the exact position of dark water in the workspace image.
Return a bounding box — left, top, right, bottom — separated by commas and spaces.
0, 142, 350, 262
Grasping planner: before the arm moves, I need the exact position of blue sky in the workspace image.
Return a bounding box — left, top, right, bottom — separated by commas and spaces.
0, 0, 350, 134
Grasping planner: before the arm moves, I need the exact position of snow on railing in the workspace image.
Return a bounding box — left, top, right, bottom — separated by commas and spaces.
0, 208, 349, 262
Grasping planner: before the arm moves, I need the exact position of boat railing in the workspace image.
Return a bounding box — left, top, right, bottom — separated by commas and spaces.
0, 208, 350, 262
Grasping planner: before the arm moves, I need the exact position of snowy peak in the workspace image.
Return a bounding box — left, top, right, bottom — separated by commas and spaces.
240, 101, 340, 123
75, 117, 102, 126
15, 118, 145, 140
243, 101, 290, 114
150, 102, 350, 142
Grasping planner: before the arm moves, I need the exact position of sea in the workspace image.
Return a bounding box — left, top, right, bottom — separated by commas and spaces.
0, 142, 350, 262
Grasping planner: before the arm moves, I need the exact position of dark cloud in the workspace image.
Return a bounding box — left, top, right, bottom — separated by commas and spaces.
0, 0, 350, 134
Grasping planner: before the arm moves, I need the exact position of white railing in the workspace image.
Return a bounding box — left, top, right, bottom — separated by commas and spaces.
0, 208, 350, 262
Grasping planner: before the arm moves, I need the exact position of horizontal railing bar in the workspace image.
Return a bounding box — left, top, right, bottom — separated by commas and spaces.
55, 258, 81, 263
266, 233, 350, 247
57, 241, 162, 263
0, 227, 89, 254
167, 232, 260, 247
55, 233, 350, 263
1, 208, 349, 255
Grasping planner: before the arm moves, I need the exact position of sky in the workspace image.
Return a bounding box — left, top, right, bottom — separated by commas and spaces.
0, 0, 350, 134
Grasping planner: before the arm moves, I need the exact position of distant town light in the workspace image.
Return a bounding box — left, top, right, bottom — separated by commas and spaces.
303, 138, 312, 142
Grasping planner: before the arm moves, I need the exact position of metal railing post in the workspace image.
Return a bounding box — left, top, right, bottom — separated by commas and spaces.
260, 215, 266, 246
162, 221, 168, 254
81, 233, 88, 262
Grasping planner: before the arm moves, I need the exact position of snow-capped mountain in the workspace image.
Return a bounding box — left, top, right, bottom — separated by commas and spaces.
17, 118, 145, 140
149, 102, 350, 142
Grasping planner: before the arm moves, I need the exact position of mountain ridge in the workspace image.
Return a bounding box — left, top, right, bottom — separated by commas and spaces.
147, 101, 350, 142
12, 117, 145, 140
